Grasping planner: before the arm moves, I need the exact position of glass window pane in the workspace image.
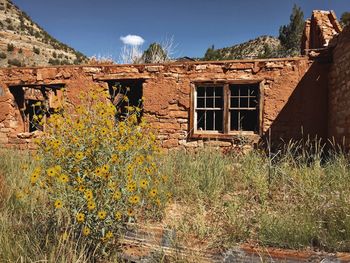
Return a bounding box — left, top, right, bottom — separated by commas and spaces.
197, 98, 205, 108
197, 110, 205, 131
240, 110, 257, 131
215, 98, 223, 108
249, 97, 258, 108
206, 110, 214, 130
240, 98, 248, 108
231, 97, 239, 108
230, 110, 238, 131
214, 87, 223, 97
206, 87, 214, 96
197, 87, 205, 97
206, 97, 214, 108
214, 110, 223, 131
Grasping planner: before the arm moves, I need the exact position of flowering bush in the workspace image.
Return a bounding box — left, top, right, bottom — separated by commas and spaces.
26, 86, 168, 255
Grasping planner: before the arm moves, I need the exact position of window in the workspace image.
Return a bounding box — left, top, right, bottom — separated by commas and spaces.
192, 82, 261, 137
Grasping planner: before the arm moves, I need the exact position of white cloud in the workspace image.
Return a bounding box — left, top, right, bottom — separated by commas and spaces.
120, 35, 145, 46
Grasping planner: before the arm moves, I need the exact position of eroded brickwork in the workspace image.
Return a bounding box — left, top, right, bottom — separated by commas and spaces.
328, 25, 350, 146
0, 57, 330, 150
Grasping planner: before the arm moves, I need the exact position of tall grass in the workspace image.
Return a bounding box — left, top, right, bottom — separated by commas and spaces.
0, 150, 92, 262
1, 141, 350, 261
160, 142, 350, 252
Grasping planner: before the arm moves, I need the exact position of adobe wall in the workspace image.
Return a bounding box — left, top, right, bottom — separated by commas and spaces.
0, 57, 329, 150
328, 25, 350, 147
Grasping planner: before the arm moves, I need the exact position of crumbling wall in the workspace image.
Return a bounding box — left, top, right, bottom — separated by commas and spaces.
328, 25, 350, 147
0, 58, 329, 150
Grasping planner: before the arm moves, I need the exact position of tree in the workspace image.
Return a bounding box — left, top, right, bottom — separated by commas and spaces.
278, 4, 305, 56
340, 12, 350, 27
203, 45, 221, 61
141, 42, 168, 63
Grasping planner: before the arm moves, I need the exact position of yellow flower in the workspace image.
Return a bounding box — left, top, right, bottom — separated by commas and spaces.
84, 190, 93, 200
54, 200, 63, 209
115, 211, 122, 221
149, 189, 157, 198
128, 195, 140, 204
113, 191, 121, 200
30, 173, 39, 184
87, 201, 96, 211
111, 154, 119, 163
97, 210, 107, 220
46, 167, 56, 177
95, 167, 102, 176
127, 209, 134, 217
102, 164, 110, 173
76, 212, 85, 223
82, 226, 90, 236
101, 128, 108, 135
59, 174, 69, 183
54, 165, 62, 174
105, 231, 113, 239
75, 152, 84, 161
139, 179, 148, 189
78, 185, 85, 192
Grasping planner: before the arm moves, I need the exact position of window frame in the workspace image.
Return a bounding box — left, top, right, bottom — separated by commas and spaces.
190, 80, 264, 139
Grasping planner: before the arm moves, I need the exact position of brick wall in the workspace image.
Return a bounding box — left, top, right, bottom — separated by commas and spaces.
328, 25, 350, 147
0, 57, 329, 150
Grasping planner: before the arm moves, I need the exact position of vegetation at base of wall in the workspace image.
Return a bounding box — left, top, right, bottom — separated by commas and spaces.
160, 141, 350, 252
1, 138, 350, 261
0, 87, 168, 262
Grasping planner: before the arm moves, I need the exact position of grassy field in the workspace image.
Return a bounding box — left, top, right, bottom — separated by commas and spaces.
1, 142, 350, 262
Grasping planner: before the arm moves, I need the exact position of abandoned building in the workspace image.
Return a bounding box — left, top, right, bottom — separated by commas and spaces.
0, 10, 349, 150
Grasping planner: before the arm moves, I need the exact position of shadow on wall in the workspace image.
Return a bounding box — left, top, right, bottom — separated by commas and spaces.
263, 60, 330, 148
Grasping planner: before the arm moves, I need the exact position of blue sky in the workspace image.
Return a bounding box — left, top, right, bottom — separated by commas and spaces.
12, 0, 349, 60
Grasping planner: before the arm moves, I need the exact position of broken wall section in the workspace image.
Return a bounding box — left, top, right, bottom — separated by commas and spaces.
328, 25, 350, 147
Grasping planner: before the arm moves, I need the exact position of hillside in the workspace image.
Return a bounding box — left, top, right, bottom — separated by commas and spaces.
203, 35, 283, 60
0, 0, 88, 67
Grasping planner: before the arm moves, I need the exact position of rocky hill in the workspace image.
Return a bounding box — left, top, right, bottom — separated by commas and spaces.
203, 35, 283, 60
0, 0, 88, 68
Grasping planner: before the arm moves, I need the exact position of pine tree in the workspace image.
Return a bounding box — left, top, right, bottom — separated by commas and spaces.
340, 12, 350, 27
278, 4, 305, 56
141, 43, 168, 63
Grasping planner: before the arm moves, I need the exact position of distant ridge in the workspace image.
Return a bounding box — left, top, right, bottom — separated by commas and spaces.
0, 0, 88, 67
203, 35, 282, 61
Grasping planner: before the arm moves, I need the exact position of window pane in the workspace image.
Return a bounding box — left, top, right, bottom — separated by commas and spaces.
240, 110, 257, 131
230, 110, 239, 131
206, 97, 214, 108
206, 87, 214, 96
197, 87, 205, 97
240, 98, 248, 108
215, 98, 222, 108
206, 110, 214, 130
231, 97, 239, 108
214, 87, 223, 96
231, 86, 239, 96
249, 97, 258, 108
197, 98, 205, 108
239, 86, 248, 96
214, 110, 223, 131
197, 110, 205, 131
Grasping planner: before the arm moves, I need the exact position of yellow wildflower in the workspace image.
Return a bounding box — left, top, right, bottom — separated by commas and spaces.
105, 231, 113, 239
75, 152, 84, 161
46, 167, 56, 177
127, 209, 134, 217
82, 226, 90, 236
113, 191, 121, 200
149, 189, 157, 198
54, 200, 63, 209
139, 179, 148, 189
87, 201, 96, 211
97, 210, 107, 220
76, 212, 85, 223
59, 174, 69, 183
128, 195, 140, 204
114, 211, 122, 221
